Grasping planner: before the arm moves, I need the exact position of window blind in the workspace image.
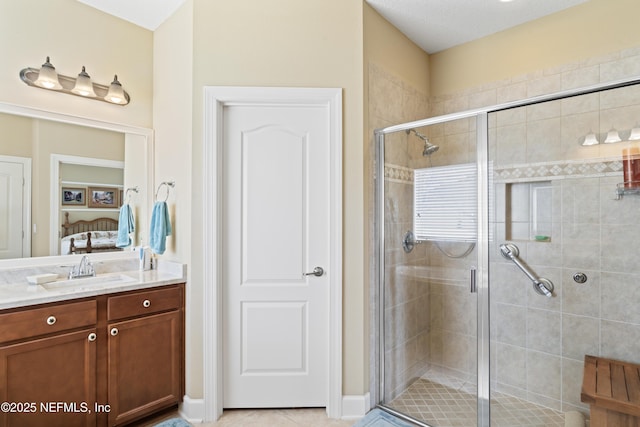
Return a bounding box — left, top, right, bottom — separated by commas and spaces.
413, 163, 477, 243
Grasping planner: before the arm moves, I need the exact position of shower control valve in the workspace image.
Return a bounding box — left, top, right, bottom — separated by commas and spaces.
573, 272, 588, 284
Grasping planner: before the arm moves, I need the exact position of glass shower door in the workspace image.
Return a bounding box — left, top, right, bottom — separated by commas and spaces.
487, 84, 640, 426
379, 116, 481, 426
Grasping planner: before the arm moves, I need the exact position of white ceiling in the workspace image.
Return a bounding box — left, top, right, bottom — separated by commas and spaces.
365, 0, 590, 53
77, 0, 187, 31
77, 0, 590, 53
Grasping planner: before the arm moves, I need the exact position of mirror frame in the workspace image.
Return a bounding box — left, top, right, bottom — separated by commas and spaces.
0, 102, 154, 264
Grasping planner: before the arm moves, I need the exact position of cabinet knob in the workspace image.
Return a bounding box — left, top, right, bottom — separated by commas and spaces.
110, 328, 119, 336
46, 316, 56, 325
88, 333, 97, 342
142, 299, 151, 308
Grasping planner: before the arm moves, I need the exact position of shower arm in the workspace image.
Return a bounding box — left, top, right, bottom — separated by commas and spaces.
499, 243, 554, 297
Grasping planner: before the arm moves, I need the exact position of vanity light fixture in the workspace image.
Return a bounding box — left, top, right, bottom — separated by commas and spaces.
629, 126, 640, 141
105, 75, 126, 105
604, 128, 622, 143
33, 57, 63, 90
581, 131, 599, 146
20, 56, 130, 105
71, 66, 96, 97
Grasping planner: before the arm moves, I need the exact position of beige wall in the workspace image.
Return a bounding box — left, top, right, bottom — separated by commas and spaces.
364, 5, 430, 99
153, 0, 196, 394
153, 0, 367, 398
0, 0, 153, 127
430, 0, 640, 97
363, 3, 431, 399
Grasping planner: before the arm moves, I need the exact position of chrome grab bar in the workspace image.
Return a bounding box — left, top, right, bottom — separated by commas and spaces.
499, 243, 554, 297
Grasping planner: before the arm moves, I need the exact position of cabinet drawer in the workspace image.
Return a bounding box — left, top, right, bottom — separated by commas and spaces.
0, 300, 97, 343
108, 285, 183, 321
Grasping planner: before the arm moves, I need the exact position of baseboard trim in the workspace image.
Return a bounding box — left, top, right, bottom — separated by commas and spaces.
180, 395, 204, 423
341, 393, 370, 420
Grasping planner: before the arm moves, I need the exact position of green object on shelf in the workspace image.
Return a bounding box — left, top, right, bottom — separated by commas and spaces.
535, 235, 550, 242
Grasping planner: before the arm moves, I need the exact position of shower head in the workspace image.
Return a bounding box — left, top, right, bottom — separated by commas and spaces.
406, 129, 440, 157
422, 141, 439, 156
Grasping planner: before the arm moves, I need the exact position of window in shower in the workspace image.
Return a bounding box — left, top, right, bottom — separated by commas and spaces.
414, 163, 477, 242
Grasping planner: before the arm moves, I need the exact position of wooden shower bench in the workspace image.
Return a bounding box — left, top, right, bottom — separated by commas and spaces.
581, 355, 640, 427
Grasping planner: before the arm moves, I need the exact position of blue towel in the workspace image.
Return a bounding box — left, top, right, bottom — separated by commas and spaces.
149, 201, 172, 254
116, 204, 135, 248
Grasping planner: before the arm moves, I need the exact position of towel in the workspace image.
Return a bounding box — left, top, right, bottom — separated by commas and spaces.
153, 418, 192, 427
116, 203, 135, 248
149, 201, 172, 254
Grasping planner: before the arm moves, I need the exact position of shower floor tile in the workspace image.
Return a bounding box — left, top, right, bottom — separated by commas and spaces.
387, 374, 567, 427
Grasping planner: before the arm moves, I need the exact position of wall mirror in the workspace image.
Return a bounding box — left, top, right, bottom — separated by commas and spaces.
0, 103, 153, 261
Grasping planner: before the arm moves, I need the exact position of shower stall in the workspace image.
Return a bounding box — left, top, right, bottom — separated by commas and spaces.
373, 76, 640, 426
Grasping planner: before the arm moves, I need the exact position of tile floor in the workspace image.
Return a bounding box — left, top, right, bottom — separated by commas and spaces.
387, 371, 569, 427
130, 368, 586, 427
132, 407, 356, 427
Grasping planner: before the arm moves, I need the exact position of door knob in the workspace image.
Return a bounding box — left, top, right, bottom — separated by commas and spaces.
304, 267, 324, 277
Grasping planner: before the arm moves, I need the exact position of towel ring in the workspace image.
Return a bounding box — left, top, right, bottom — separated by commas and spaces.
155, 181, 175, 202
124, 186, 139, 204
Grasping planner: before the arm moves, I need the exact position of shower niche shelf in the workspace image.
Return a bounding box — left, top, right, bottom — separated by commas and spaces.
505, 181, 553, 242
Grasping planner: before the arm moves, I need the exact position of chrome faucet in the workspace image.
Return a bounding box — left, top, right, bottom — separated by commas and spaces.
68, 255, 96, 279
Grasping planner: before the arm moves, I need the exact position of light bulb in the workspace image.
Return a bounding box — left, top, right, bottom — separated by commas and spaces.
71, 66, 96, 97
582, 132, 599, 146
604, 129, 621, 144
105, 75, 127, 104
34, 56, 62, 90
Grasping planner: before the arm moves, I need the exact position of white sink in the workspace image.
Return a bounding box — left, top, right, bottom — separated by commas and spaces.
42, 274, 137, 291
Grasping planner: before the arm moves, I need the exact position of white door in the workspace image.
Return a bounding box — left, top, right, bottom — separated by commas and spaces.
0, 160, 28, 259
222, 103, 330, 408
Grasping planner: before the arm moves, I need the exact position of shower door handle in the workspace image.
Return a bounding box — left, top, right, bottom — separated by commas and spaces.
470, 268, 477, 293
499, 243, 554, 297
304, 267, 324, 277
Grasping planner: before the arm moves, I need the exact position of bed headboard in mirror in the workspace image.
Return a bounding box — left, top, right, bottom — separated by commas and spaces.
0, 102, 153, 260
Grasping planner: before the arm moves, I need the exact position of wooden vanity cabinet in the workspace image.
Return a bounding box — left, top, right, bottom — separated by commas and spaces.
0, 300, 98, 427
106, 286, 184, 426
0, 283, 184, 427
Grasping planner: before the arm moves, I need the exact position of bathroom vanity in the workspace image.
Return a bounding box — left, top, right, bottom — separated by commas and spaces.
0, 254, 186, 427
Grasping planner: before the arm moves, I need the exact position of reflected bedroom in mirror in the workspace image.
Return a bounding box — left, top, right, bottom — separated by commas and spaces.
0, 108, 151, 260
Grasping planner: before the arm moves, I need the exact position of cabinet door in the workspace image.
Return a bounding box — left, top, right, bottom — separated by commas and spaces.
0, 329, 97, 427
108, 310, 182, 426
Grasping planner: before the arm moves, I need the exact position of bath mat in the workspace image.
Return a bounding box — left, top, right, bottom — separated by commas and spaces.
153, 418, 192, 427
352, 408, 416, 427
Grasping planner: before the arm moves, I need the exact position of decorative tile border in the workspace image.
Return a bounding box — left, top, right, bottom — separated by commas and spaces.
384, 163, 413, 184
386, 158, 624, 185
494, 158, 623, 183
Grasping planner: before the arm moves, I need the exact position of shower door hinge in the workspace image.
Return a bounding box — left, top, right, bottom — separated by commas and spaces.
470, 268, 477, 293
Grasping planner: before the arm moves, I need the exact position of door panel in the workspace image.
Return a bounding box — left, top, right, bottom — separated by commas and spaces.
241, 301, 307, 373
242, 126, 305, 282
0, 329, 97, 427
0, 161, 25, 259
223, 105, 329, 408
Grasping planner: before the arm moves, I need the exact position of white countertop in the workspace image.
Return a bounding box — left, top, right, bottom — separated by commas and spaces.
0, 259, 186, 311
